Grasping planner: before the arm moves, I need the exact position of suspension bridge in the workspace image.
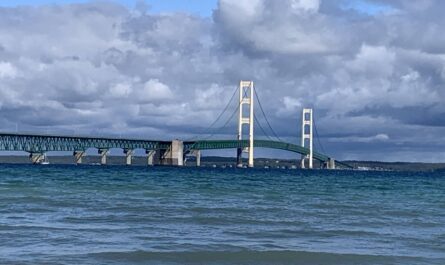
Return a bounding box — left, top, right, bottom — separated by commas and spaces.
0, 81, 352, 169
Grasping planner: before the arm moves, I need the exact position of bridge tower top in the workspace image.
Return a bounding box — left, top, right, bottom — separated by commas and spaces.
237, 81, 254, 168
301, 108, 313, 169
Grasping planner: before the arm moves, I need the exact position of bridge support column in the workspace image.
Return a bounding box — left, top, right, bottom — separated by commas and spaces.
163, 140, 184, 166
191, 150, 201, 167
301, 108, 313, 169
98, 149, 109, 165
159, 141, 183, 166
328, 158, 336, 170
196, 150, 201, 167
124, 149, 133, 166
29, 153, 45, 164
158, 149, 167, 165
237, 81, 254, 168
236, 148, 243, 167
73, 151, 85, 165
146, 150, 156, 166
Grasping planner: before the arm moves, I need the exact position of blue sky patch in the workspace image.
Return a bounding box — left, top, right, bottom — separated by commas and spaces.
342, 0, 394, 15
0, 0, 218, 16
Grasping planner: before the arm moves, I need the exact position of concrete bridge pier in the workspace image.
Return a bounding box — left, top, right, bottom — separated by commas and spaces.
29, 152, 45, 164
98, 149, 109, 165
162, 140, 184, 166
158, 149, 167, 165
195, 150, 201, 167
327, 158, 336, 170
146, 150, 156, 166
73, 151, 85, 165
190, 150, 201, 167
124, 149, 133, 166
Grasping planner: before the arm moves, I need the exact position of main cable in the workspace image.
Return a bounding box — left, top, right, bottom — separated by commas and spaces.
186, 86, 238, 141
254, 113, 273, 141
201, 98, 241, 141
313, 117, 327, 154
253, 86, 282, 141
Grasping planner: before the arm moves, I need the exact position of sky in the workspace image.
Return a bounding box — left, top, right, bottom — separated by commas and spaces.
0, 0, 444, 162
0, 0, 218, 16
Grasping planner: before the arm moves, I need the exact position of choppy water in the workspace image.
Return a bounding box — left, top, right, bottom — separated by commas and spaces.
0, 164, 444, 265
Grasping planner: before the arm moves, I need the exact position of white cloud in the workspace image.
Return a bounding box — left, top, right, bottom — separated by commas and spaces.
215, 0, 342, 54
277, 96, 302, 116
195, 84, 226, 109
347, 45, 396, 77
291, 0, 320, 12
374, 133, 390, 141
137, 79, 173, 102
0, 62, 18, 79
109, 82, 132, 98
401, 70, 420, 82
331, 133, 390, 143
219, 0, 263, 18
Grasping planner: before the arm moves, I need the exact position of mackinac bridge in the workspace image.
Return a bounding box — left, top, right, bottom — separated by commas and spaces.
0, 81, 352, 169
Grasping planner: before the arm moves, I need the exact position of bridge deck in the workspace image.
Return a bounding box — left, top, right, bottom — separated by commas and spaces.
0, 133, 352, 168
0, 132, 170, 152
185, 140, 330, 161
184, 140, 352, 169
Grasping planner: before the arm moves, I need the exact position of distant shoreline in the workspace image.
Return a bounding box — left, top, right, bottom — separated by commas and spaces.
0, 155, 443, 172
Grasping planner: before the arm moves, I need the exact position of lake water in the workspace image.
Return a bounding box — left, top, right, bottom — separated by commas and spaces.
0, 164, 444, 264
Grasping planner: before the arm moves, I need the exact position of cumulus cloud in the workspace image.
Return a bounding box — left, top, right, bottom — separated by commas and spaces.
215, 0, 345, 54
0, 62, 18, 79
137, 79, 173, 102
109, 82, 132, 98
0, 0, 444, 161
277, 96, 302, 116
291, 0, 320, 12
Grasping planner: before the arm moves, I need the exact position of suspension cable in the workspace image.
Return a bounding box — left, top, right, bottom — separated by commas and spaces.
253, 86, 282, 141
186, 86, 238, 141
254, 113, 274, 141
313, 117, 327, 154
206, 95, 274, 142
201, 99, 241, 141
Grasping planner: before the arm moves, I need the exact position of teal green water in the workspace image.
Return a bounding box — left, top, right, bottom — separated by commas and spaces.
0, 164, 444, 264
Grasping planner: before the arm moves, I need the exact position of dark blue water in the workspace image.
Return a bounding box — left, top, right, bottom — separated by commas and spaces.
0, 164, 444, 265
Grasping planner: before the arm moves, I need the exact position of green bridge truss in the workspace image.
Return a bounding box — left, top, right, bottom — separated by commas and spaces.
0, 133, 352, 168
185, 140, 328, 160
0, 133, 171, 152
185, 140, 352, 169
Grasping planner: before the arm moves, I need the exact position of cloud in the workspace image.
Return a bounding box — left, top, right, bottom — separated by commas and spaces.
331, 133, 390, 143
0, 0, 444, 161
137, 79, 173, 102
346, 45, 396, 77
0, 61, 18, 79
291, 0, 320, 12
215, 0, 347, 54
277, 96, 302, 116
109, 82, 132, 98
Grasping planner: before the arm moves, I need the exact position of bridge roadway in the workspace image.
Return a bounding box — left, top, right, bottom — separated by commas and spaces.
0, 132, 351, 169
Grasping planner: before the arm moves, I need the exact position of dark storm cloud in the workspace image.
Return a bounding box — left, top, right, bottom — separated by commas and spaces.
0, 0, 444, 161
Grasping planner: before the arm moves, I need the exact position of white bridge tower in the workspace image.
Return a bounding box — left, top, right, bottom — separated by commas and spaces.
237, 81, 254, 168
301, 108, 313, 169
